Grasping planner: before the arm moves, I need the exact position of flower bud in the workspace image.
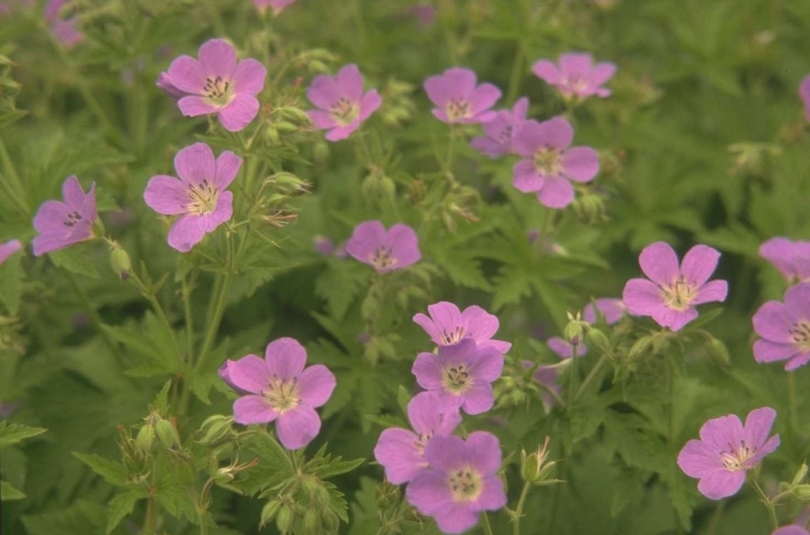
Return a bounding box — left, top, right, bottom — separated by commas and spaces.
585, 328, 611, 352
109, 247, 132, 280
260, 500, 282, 527
196, 415, 233, 446
627, 335, 654, 361
213, 467, 235, 485
706, 337, 731, 368
155, 419, 181, 450
276, 505, 295, 533
792, 464, 809, 487
375, 480, 400, 510
302, 509, 320, 534
134, 424, 156, 456
563, 315, 586, 347
793, 484, 810, 502
520, 437, 559, 486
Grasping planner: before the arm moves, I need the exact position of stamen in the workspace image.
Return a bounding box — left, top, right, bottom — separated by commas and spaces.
446, 99, 471, 121
370, 246, 396, 270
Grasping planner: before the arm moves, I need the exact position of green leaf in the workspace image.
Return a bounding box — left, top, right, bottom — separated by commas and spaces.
22, 500, 108, 535
315, 261, 368, 320
72, 452, 128, 486
0, 421, 47, 448
1, 479, 25, 500
49, 245, 101, 279
365, 413, 407, 429
106, 488, 147, 534
0, 250, 24, 314
315, 456, 365, 480
491, 265, 532, 311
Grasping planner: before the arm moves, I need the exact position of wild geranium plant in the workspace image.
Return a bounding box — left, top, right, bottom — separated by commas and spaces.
2, 2, 810, 535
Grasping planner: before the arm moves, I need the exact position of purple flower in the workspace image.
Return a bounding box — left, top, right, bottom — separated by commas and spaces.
306, 64, 382, 142
752, 282, 810, 371
373, 391, 462, 484
46, 0, 84, 48
677, 407, 780, 500
801, 75, 810, 123
406, 431, 506, 534
522, 360, 564, 412
0, 239, 22, 265
218, 359, 249, 394
345, 220, 420, 273
412, 340, 503, 415
622, 242, 728, 331
773, 528, 810, 535
163, 39, 267, 132
144, 142, 241, 252
582, 298, 625, 325
32, 175, 98, 257
512, 117, 600, 208
760, 237, 810, 283
252, 0, 297, 14
424, 67, 501, 124
313, 235, 335, 256
155, 72, 187, 99
224, 337, 336, 450
413, 301, 511, 353
546, 337, 587, 358
411, 4, 436, 27
470, 97, 529, 158
532, 52, 616, 101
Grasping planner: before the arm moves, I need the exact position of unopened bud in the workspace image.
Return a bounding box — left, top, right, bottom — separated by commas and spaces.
260, 500, 282, 527
627, 336, 654, 361
155, 419, 181, 450
520, 437, 559, 486
792, 464, 809, 487
585, 328, 611, 352
110, 247, 132, 280
375, 480, 400, 510
276, 505, 295, 533
706, 337, 731, 368
302, 509, 320, 534
563, 316, 586, 347
793, 484, 810, 502
196, 415, 233, 446
134, 425, 156, 456
213, 467, 235, 485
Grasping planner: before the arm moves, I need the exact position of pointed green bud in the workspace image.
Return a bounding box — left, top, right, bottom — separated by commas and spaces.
134, 425, 156, 456
302, 509, 320, 534
520, 437, 558, 486
196, 415, 234, 446
627, 335, 654, 361
260, 500, 282, 527
585, 328, 611, 352
155, 419, 181, 450
109, 247, 132, 280
706, 337, 731, 368
276, 505, 295, 533
793, 484, 810, 502
792, 464, 809, 487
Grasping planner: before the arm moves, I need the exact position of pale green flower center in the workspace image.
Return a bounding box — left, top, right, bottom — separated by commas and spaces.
440, 326, 465, 345
186, 179, 219, 215
442, 364, 473, 394
720, 441, 755, 472
370, 246, 396, 270
263, 376, 300, 413
446, 98, 471, 121
789, 320, 810, 351
660, 276, 697, 311
204, 75, 233, 107
330, 97, 360, 126
448, 466, 483, 502
533, 147, 562, 175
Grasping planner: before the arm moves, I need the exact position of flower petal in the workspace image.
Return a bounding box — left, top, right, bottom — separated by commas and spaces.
358, 89, 382, 121
218, 93, 260, 132
753, 339, 798, 364
677, 439, 721, 478
537, 176, 575, 208
215, 151, 242, 190
233, 395, 277, 424
512, 160, 544, 192
623, 278, 663, 315
297, 364, 336, 408
752, 301, 794, 342
697, 469, 745, 500
464, 431, 501, 474
425, 302, 463, 340
264, 337, 307, 379
307, 73, 340, 109
462, 306, 499, 342
423, 434, 465, 471
232, 58, 266, 96
638, 241, 680, 285
144, 175, 188, 215
651, 306, 698, 331
691, 280, 728, 305
276, 406, 320, 450
199, 39, 237, 77
167, 55, 205, 94
434, 504, 480, 535
387, 223, 421, 268
62, 175, 85, 208
412, 351, 444, 390
174, 142, 216, 185
346, 220, 387, 263
178, 95, 218, 117
374, 428, 423, 484
680, 244, 721, 287
561, 146, 599, 182
742, 407, 777, 451
461, 384, 494, 415
168, 214, 208, 252
335, 64, 363, 102
226, 354, 270, 394
469, 83, 501, 116
406, 470, 453, 515
532, 59, 561, 84
785, 282, 810, 319
699, 414, 743, 451
471, 475, 507, 512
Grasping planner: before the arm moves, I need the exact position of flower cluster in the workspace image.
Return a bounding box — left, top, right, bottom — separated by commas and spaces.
373, 301, 510, 533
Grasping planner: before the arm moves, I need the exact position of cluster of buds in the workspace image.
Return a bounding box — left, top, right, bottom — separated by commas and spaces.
520, 436, 562, 486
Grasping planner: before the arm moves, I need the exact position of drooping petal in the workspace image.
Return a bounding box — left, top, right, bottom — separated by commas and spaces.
231, 58, 267, 96
537, 176, 575, 208
214, 151, 243, 189
218, 94, 260, 132
680, 245, 721, 287
677, 439, 721, 478
226, 354, 271, 394
144, 175, 189, 215
638, 241, 680, 285
264, 337, 307, 379
373, 428, 423, 484
233, 395, 277, 424
276, 406, 321, 450
561, 146, 599, 182
412, 352, 445, 390
691, 280, 728, 305
174, 143, 216, 186
199, 39, 237, 77
297, 365, 336, 408
168, 214, 208, 252
697, 469, 745, 500
0, 240, 22, 265
167, 55, 205, 94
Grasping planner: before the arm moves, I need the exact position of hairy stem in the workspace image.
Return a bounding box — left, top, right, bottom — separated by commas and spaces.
512, 481, 532, 535
751, 479, 778, 530
481, 512, 495, 535
575, 353, 607, 400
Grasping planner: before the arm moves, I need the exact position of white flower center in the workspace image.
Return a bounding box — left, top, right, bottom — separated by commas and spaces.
370, 246, 396, 270
203, 75, 233, 106
660, 276, 697, 311
533, 147, 563, 175
789, 320, 810, 351
448, 466, 483, 502
442, 364, 473, 394
263, 376, 300, 413
446, 98, 471, 121
720, 440, 757, 472
329, 96, 359, 126
186, 179, 219, 215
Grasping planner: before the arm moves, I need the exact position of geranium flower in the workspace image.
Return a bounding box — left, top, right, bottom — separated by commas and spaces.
252, 0, 297, 14
582, 298, 625, 325
546, 337, 587, 358
224, 337, 336, 450
373, 391, 461, 484
424, 67, 501, 124
622, 242, 728, 331
512, 117, 600, 208
522, 360, 566, 412
161, 39, 267, 132
413, 301, 511, 353
470, 97, 529, 158
345, 220, 420, 273
759, 237, 810, 283
0, 240, 22, 265
46, 0, 84, 48
753, 282, 810, 371
306, 64, 382, 141
406, 432, 506, 534
532, 52, 616, 100
32, 175, 98, 256
677, 407, 779, 500
412, 339, 503, 415
144, 142, 241, 252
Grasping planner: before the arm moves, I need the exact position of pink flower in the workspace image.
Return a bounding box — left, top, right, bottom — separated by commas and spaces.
143, 142, 241, 252
306, 64, 382, 141
752, 282, 810, 371
512, 117, 600, 208
224, 337, 336, 450
0, 239, 22, 265
345, 220, 421, 273
521, 360, 565, 412
46, 0, 84, 48
252, 0, 297, 14
760, 237, 810, 283
773, 528, 810, 535
801, 75, 810, 123
413, 301, 511, 353
582, 298, 625, 325
424, 67, 501, 124
546, 337, 587, 358
622, 242, 728, 331
532, 52, 616, 101
677, 407, 779, 500
161, 39, 267, 132
406, 432, 506, 534
412, 340, 503, 415
470, 97, 529, 158
373, 391, 461, 484
155, 72, 187, 99
32, 175, 98, 256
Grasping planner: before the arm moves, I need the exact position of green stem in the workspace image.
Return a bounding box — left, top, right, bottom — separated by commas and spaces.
64, 271, 125, 365
567, 346, 578, 408
505, 41, 526, 105
512, 481, 532, 535
0, 134, 29, 213
182, 276, 195, 362
195, 272, 232, 375
446, 126, 458, 177
481, 512, 495, 535
751, 479, 778, 530
788, 372, 798, 434
143, 493, 156, 535
575, 353, 607, 400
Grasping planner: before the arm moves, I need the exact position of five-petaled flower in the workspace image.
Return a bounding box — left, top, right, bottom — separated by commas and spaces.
345, 220, 421, 273
0, 239, 22, 266
161, 39, 267, 132
801, 75, 810, 123
677, 407, 780, 500
374, 391, 462, 484
223, 337, 336, 450
512, 117, 600, 208
752, 282, 810, 371
582, 298, 625, 325
412, 339, 503, 415
622, 242, 728, 331
470, 97, 529, 158
424, 67, 501, 124
144, 142, 241, 252
413, 301, 511, 353
546, 337, 587, 358
306, 64, 382, 141
252, 0, 297, 14
522, 360, 567, 412
532, 52, 616, 101
759, 237, 810, 283
406, 431, 506, 534
33, 175, 98, 256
